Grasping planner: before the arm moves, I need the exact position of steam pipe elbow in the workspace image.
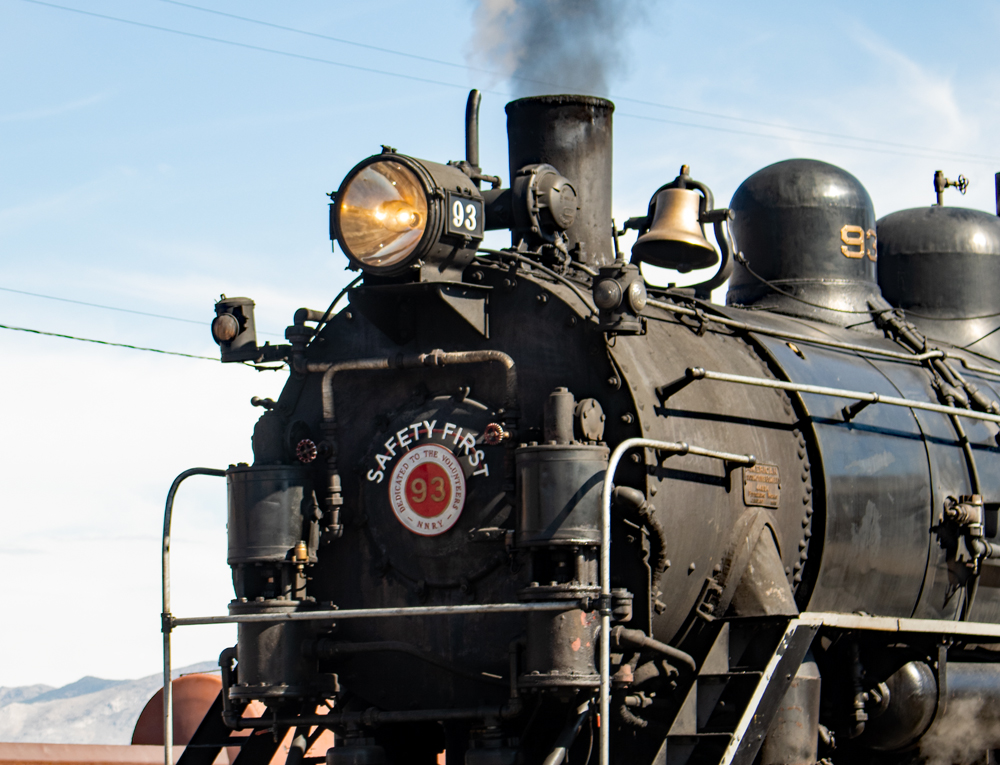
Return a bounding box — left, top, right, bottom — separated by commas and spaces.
613, 486, 648, 513
500, 698, 524, 719
611, 626, 697, 672
970, 538, 1000, 559
294, 308, 327, 327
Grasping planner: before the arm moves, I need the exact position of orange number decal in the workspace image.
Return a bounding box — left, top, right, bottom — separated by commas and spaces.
866, 229, 877, 261
430, 476, 446, 503
410, 478, 427, 504
840, 224, 865, 258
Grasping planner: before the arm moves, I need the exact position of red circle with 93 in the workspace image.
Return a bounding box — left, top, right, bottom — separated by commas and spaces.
405, 461, 451, 517
388, 444, 466, 536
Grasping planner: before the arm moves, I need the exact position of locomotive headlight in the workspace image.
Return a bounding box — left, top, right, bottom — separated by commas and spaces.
331, 150, 485, 278
337, 160, 428, 269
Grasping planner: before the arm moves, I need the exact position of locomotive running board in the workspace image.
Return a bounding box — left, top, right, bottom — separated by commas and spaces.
657, 611, 1000, 765
798, 611, 1000, 638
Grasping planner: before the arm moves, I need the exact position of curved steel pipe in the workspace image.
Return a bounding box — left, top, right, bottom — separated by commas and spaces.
600, 438, 755, 765
161, 467, 226, 765
309, 349, 517, 424
612, 626, 697, 672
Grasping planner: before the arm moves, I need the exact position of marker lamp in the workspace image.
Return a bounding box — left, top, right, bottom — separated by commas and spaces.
331, 151, 485, 277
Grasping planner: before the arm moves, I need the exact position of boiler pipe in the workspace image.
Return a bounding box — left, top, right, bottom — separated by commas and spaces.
307, 349, 517, 424
601, 439, 756, 765
679, 367, 1000, 425
646, 298, 948, 363
161, 467, 227, 765
647, 297, 1000, 380
171, 600, 573, 628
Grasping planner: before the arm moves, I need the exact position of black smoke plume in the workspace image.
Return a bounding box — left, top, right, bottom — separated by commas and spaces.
470, 0, 648, 98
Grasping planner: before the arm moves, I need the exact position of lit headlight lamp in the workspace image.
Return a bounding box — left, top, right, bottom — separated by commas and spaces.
331, 149, 485, 277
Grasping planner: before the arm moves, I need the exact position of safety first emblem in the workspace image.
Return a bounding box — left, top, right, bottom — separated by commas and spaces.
388, 444, 466, 536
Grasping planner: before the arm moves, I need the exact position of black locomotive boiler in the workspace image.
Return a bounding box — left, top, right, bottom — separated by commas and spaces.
170, 91, 1000, 765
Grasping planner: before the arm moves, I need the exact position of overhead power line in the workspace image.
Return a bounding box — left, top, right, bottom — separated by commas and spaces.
150, 0, 1000, 164
0, 322, 218, 360
615, 112, 992, 164
0, 285, 281, 336
17, 0, 508, 96
17, 0, 999, 164
0, 285, 203, 325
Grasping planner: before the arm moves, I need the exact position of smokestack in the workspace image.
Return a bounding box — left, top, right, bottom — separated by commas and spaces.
505, 95, 615, 267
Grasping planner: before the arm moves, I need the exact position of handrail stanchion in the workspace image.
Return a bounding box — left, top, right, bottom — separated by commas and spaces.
162, 468, 227, 765
600, 439, 755, 765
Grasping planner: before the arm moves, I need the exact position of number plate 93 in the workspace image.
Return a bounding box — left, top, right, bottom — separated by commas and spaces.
446, 192, 484, 238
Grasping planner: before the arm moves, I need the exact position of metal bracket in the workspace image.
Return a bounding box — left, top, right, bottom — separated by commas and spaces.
842, 394, 878, 422
694, 577, 724, 621
936, 642, 949, 719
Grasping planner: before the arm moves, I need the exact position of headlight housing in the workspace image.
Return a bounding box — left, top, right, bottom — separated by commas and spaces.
331, 150, 485, 278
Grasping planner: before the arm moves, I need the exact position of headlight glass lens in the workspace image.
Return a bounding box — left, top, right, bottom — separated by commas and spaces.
339, 161, 428, 269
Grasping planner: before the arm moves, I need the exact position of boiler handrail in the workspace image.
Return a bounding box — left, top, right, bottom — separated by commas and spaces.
161, 467, 227, 765
600, 439, 755, 765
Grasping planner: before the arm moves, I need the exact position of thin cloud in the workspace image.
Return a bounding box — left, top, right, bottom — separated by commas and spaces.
0, 175, 117, 233
0, 92, 111, 123
851, 25, 973, 145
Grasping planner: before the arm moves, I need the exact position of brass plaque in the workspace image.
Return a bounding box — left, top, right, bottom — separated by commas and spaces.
743, 463, 780, 508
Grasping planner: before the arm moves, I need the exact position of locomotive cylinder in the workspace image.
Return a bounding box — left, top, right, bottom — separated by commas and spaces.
227, 464, 320, 700
227, 465, 316, 565
515, 444, 608, 547
861, 660, 1000, 756
228, 600, 318, 701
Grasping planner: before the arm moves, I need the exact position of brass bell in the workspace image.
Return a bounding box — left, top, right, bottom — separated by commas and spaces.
632, 187, 720, 273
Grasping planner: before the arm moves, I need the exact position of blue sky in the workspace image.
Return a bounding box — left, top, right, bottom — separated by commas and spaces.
2, 0, 1000, 687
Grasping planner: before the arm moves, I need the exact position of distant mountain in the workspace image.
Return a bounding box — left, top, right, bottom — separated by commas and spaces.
24, 677, 128, 706
0, 686, 53, 708
0, 662, 216, 745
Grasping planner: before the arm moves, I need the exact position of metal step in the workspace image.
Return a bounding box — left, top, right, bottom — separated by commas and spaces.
659, 617, 818, 765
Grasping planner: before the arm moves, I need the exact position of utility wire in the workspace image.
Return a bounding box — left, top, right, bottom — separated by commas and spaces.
18, 0, 1000, 165
0, 284, 282, 336
616, 112, 998, 165
0, 285, 203, 325
146, 0, 1000, 164
0, 321, 218, 359
16, 0, 510, 96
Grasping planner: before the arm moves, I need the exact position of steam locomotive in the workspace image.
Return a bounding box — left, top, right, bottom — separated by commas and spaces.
179, 91, 1000, 765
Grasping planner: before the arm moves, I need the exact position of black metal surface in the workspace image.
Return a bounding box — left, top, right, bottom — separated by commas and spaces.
730, 622, 819, 765
229, 599, 320, 700
191, 93, 1000, 765
877, 204, 1000, 358
727, 159, 882, 324
505, 95, 614, 266
227, 465, 315, 564
515, 444, 608, 547
759, 655, 820, 765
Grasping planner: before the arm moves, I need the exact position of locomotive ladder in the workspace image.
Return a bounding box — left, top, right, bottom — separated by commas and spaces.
650, 618, 818, 765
